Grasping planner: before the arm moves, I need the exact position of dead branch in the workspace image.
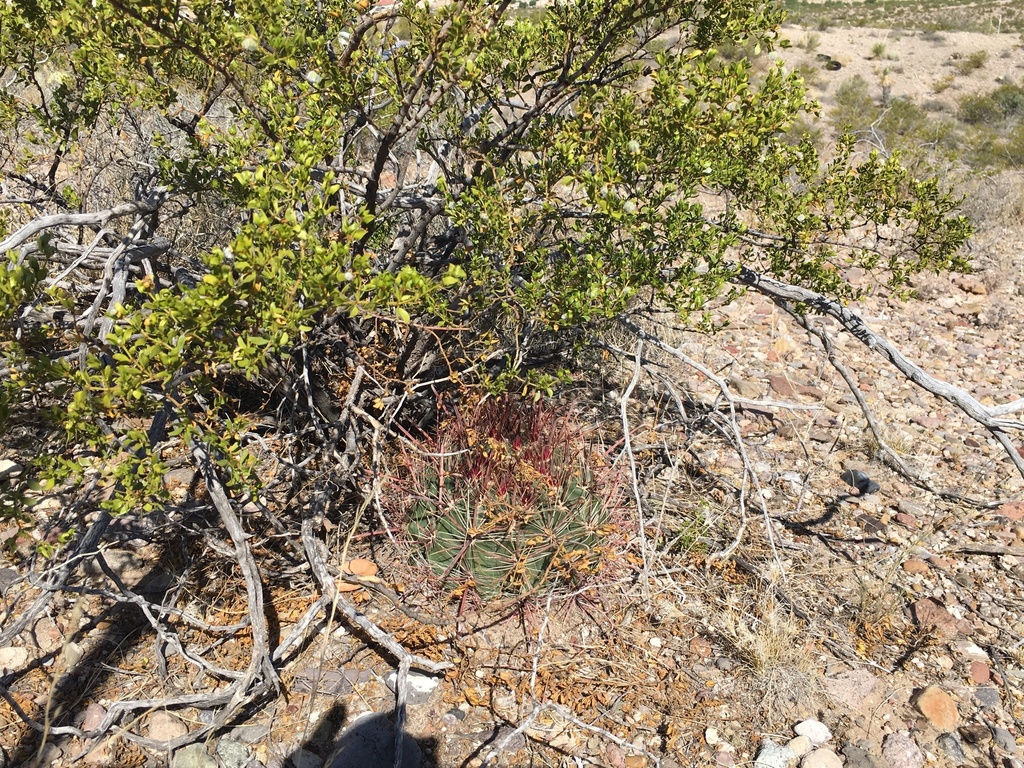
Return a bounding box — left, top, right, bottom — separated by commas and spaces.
301, 484, 453, 675
734, 265, 1024, 479
0, 193, 165, 255
191, 441, 281, 696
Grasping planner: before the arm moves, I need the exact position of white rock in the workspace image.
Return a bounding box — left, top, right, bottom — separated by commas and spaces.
706, 727, 721, 746
0, 645, 30, 672
755, 739, 797, 768
787, 735, 812, 756
385, 669, 441, 705
794, 719, 832, 746
802, 748, 843, 768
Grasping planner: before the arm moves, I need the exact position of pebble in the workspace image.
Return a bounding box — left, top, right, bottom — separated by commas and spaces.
882, 731, 924, 768
787, 736, 812, 756
913, 685, 959, 731
0, 646, 30, 672
82, 703, 112, 765
148, 711, 188, 742
216, 740, 250, 768
802, 748, 843, 768
61, 641, 84, 668
706, 727, 721, 746
975, 686, 1001, 709
384, 670, 441, 706
935, 733, 965, 765
994, 727, 1018, 753
969, 660, 992, 683
754, 739, 797, 768
794, 719, 832, 746
171, 744, 218, 768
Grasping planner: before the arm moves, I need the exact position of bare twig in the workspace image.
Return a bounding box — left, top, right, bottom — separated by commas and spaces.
734, 265, 1024, 479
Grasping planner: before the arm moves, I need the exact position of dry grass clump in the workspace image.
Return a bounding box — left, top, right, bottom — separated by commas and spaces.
713, 578, 822, 724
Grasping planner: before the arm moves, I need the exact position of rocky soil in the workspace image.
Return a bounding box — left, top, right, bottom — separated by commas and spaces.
2, 23, 1024, 768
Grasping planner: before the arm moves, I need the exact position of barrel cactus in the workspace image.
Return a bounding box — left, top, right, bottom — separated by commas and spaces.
398, 397, 620, 599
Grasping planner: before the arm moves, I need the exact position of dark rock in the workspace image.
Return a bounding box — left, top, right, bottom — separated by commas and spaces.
959, 725, 991, 745
842, 742, 881, 768
841, 469, 880, 495
975, 686, 1001, 709
994, 727, 1018, 753
936, 733, 966, 765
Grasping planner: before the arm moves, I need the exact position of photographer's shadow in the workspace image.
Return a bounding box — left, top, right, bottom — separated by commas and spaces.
286, 702, 432, 768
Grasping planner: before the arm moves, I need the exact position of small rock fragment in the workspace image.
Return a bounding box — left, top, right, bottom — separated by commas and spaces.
802, 748, 843, 768
171, 744, 218, 768
841, 469, 880, 495
794, 720, 832, 746
882, 731, 924, 768
936, 732, 965, 765
958, 725, 991, 745
706, 728, 721, 746
994, 727, 1018, 754
754, 739, 797, 768
913, 686, 959, 731
788, 736, 812, 756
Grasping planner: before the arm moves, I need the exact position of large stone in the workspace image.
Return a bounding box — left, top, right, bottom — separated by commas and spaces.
913, 686, 959, 731
881, 731, 923, 768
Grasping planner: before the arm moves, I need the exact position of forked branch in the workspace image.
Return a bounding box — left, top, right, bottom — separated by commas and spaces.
733, 265, 1024, 479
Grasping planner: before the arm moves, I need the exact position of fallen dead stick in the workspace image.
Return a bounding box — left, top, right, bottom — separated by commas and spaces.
954, 544, 1024, 557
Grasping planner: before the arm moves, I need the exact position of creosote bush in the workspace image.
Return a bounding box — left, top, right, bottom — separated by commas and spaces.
391, 397, 622, 599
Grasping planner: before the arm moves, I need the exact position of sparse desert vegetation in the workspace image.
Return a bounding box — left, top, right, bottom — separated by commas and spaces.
1, 2, 1024, 768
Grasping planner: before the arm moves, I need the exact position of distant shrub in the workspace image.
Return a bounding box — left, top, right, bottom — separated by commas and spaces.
956, 50, 989, 75
832, 75, 879, 132
959, 94, 1004, 124
878, 98, 928, 139
932, 74, 956, 94
991, 82, 1024, 118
